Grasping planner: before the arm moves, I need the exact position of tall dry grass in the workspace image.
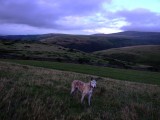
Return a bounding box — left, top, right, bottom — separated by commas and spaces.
0, 61, 160, 120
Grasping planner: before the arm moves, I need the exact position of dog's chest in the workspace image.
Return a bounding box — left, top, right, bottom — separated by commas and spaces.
88, 89, 92, 94
85, 86, 93, 95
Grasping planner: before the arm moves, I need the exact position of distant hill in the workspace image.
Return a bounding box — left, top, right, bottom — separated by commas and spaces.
1, 31, 160, 52
40, 31, 160, 52
0, 33, 69, 41
94, 45, 160, 66
94, 31, 160, 38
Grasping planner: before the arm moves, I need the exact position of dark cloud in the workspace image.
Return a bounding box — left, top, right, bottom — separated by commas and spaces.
0, 0, 109, 30
116, 8, 160, 32
0, 0, 61, 28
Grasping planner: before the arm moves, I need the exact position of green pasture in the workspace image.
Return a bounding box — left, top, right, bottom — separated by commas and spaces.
1, 59, 160, 85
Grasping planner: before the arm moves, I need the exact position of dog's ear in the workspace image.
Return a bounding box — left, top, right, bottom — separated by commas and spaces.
90, 76, 102, 81
95, 77, 103, 81
90, 77, 94, 80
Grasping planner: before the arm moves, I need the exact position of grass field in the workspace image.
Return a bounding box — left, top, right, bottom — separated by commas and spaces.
1, 59, 160, 85
0, 61, 160, 120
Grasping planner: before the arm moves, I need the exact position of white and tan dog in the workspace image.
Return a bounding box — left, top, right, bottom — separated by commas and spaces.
70, 79, 97, 106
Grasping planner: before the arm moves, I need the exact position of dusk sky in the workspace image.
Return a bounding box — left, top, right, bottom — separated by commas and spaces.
0, 0, 160, 35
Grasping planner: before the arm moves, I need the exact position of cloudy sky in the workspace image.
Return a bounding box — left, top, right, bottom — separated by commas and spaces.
0, 0, 160, 35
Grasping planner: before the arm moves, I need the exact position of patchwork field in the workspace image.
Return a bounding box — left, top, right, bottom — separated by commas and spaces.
0, 61, 160, 120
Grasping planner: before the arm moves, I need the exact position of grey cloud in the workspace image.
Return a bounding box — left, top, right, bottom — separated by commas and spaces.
55, 0, 111, 15
0, 0, 61, 28
2, 0, 159, 34
116, 8, 160, 32
0, 0, 110, 30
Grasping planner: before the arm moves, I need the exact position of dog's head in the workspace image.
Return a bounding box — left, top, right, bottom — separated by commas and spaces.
90, 80, 97, 88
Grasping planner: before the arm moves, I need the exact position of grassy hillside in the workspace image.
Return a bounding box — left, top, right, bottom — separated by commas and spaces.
1, 32, 160, 71
0, 40, 106, 65
40, 33, 160, 52
1, 59, 160, 85
94, 45, 160, 66
1, 31, 160, 52
0, 61, 160, 120
40, 35, 113, 52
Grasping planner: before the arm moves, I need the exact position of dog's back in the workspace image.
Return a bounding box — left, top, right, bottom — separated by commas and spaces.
71, 80, 85, 92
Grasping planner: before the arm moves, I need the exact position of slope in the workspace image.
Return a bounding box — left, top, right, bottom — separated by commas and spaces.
94, 45, 160, 66
0, 61, 160, 120
1, 31, 160, 52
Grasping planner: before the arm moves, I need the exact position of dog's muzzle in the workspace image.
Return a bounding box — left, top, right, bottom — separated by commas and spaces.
91, 83, 96, 88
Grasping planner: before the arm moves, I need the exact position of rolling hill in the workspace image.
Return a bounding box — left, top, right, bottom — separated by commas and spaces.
94, 45, 160, 66
1, 31, 160, 71
1, 31, 160, 52
40, 31, 160, 52
0, 40, 107, 65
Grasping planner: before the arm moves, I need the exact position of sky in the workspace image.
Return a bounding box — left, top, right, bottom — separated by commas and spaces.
0, 0, 160, 35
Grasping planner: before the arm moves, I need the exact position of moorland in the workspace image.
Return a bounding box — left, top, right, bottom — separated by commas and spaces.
0, 31, 160, 120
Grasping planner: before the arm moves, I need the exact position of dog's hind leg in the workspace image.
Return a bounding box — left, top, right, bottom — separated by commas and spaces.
81, 93, 86, 104
70, 87, 76, 95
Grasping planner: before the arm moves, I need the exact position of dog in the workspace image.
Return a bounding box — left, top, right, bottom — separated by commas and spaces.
70, 79, 97, 106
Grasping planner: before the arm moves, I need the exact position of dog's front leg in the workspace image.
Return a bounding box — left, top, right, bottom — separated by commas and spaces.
81, 93, 86, 104
88, 93, 92, 106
